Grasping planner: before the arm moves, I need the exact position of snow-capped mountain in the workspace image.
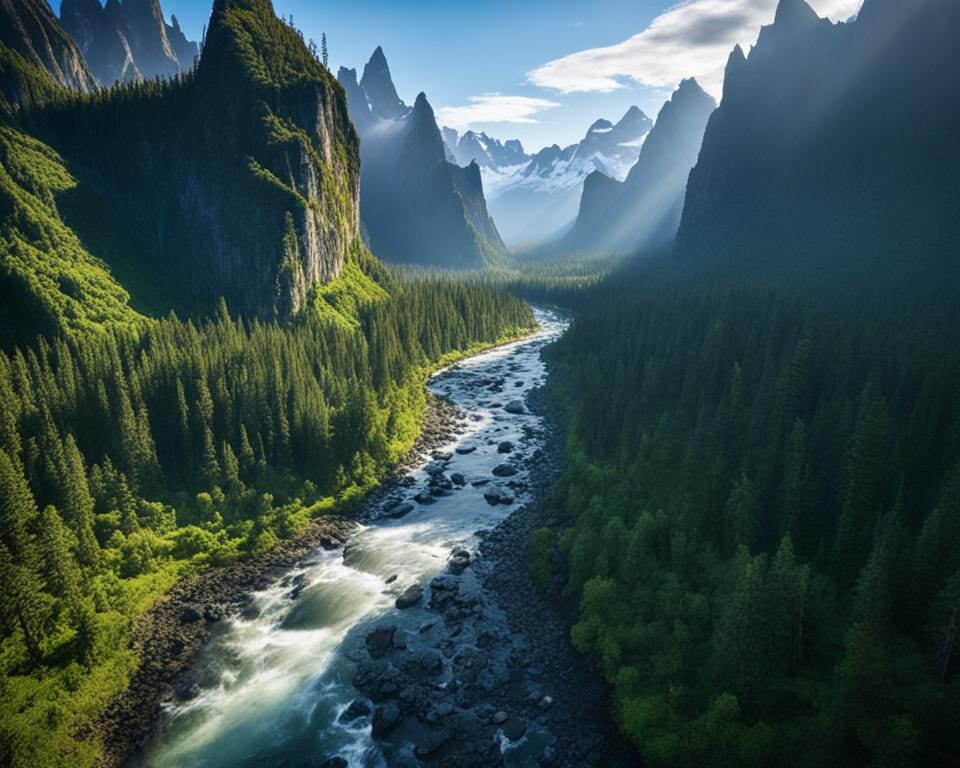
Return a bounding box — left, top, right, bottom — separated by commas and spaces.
442, 106, 652, 244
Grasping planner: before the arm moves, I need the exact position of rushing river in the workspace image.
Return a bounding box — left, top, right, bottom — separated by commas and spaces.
134, 308, 568, 768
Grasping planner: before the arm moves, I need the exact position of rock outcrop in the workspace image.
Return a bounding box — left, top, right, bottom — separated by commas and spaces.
59, 0, 198, 84
0, 0, 96, 93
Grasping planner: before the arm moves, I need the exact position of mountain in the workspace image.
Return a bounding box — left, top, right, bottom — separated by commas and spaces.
337, 49, 505, 269
59, 0, 198, 85
1, 0, 361, 343
0, 0, 96, 92
446, 106, 652, 244
564, 79, 716, 253
675, 0, 960, 281
444, 128, 530, 170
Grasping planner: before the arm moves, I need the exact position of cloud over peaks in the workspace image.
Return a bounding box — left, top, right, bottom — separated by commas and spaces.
527, 0, 862, 96
435, 94, 562, 130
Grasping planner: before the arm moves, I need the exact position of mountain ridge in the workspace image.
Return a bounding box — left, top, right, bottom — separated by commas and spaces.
338, 47, 505, 269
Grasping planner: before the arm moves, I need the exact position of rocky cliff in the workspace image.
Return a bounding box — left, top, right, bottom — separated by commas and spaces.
0, 0, 96, 93
564, 78, 715, 254
674, 0, 960, 279
338, 47, 505, 269
59, 0, 198, 84
6, 0, 360, 323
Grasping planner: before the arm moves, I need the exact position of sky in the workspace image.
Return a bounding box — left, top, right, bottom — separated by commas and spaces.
53, 0, 862, 153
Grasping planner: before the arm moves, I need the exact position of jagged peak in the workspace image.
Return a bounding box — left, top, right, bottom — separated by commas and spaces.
588, 118, 614, 132
360, 45, 408, 119
412, 91, 433, 116
337, 66, 359, 86
774, 0, 820, 27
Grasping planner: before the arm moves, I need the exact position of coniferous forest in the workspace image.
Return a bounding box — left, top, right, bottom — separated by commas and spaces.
2, 0, 960, 766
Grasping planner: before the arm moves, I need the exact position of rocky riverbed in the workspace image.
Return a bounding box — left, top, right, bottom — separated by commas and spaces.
128, 308, 637, 767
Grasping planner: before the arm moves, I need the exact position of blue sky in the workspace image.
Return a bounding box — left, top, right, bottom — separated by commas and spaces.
53, 0, 861, 152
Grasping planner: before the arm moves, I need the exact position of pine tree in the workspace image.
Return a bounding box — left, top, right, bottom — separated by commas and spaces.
321, 33, 328, 69
0, 543, 48, 666
59, 435, 101, 571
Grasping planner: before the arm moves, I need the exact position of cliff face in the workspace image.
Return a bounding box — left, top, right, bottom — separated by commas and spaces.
338, 48, 505, 269
674, 0, 960, 277
59, 0, 198, 84
564, 78, 715, 253
172, 0, 360, 319
0, 0, 96, 93
16, 0, 359, 322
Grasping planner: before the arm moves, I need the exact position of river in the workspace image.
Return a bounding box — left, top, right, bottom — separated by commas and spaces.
133, 307, 570, 768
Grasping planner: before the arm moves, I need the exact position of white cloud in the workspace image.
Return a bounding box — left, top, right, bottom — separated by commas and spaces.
435, 93, 562, 130
527, 0, 863, 97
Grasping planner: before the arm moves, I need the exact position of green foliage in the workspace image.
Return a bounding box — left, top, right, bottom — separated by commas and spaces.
0, 254, 533, 766
529, 526, 555, 587
0, 124, 144, 349
545, 266, 960, 766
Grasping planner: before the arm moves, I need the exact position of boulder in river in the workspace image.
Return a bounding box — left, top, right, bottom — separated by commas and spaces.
455, 445, 477, 454
413, 491, 435, 505
385, 502, 414, 519
497, 441, 514, 453
395, 584, 423, 609
502, 715, 527, 741
372, 703, 402, 739
504, 400, 525, 414
483, 490, 502, 505
492, 463, 517, 477
339, 698, 372, 722
448, 548, 471, 574
365, 626, 396, 659
450, 472, 466, 486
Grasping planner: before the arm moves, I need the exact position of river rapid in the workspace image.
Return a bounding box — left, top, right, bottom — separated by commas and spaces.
134, 308, 572, 768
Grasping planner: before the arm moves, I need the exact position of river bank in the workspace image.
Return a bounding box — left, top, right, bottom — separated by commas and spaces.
89, 395, 464, 767
125, 308, 635, 767
342, 377, 637, 767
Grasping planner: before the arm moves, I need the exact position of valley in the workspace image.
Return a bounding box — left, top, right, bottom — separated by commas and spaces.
1, 0, 959, 767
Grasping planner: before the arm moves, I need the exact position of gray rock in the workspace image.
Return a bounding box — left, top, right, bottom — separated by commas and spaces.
371, 703, 401, 739
385, 502, 414, 519
497, 441, 514, 453
491, 710, 509, 725
365, 626, 396, 659
339, 698, 372, 722
504, 400, 525, 414
416, 727, 451, 756
492, 463, 517, 477
396, 584, 423, 609
538, 695, 554, 710
448, 547, 471, 574
502, 715, 526, 741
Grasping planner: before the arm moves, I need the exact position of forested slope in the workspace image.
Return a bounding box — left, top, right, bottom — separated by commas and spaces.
538, 263, 960, 767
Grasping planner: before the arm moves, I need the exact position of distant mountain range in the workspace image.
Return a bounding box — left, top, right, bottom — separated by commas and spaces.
442, 106, 652, 244
564, 78, 715, 254
675, 0, 960, 280
338, 47, 505, 269
59, 0, 198, 85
